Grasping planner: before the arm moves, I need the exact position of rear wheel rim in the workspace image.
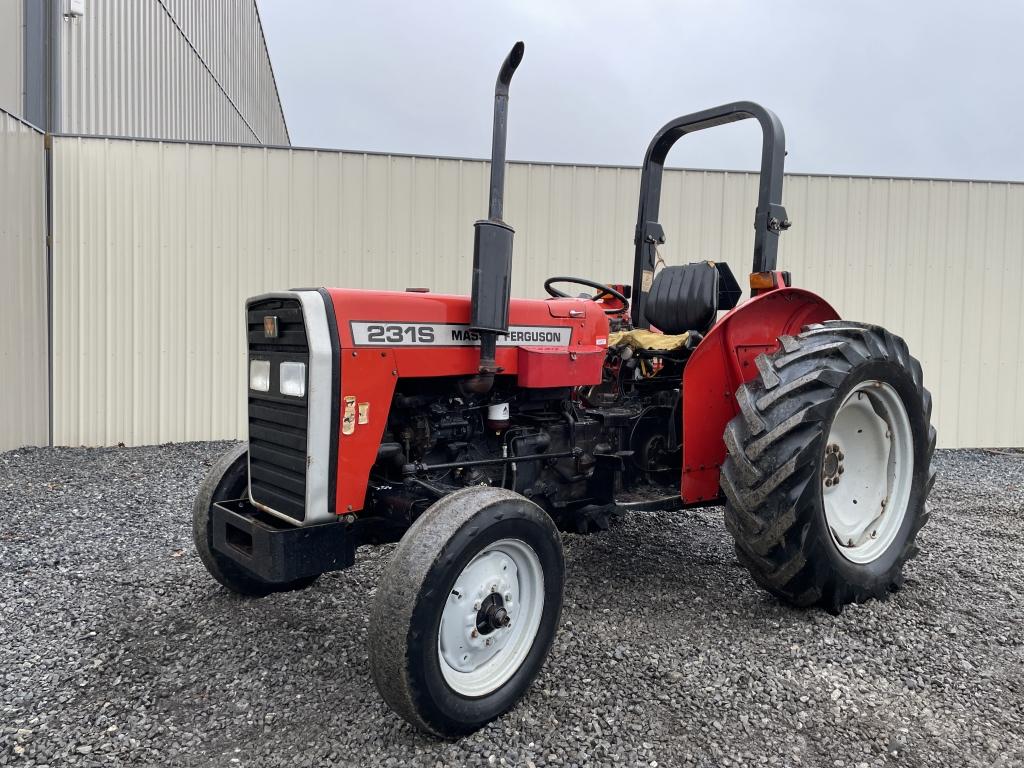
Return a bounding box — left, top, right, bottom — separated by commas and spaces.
822, 380, 914, 564
438, 538, 544, 697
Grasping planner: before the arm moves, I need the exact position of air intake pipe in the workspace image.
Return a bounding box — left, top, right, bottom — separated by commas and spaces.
466, 41, 524, 393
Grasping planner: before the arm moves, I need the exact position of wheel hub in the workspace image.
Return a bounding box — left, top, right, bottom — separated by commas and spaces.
476, 593, 511, 634
822, 443, 845, 486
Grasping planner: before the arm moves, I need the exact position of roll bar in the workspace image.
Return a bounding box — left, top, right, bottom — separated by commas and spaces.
630, 101, 790, 329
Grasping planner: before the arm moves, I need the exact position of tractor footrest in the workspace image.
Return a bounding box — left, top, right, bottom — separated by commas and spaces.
211, 500, 355, 583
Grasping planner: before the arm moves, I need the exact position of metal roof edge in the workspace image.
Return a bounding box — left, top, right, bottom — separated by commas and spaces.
0, 105, 46, 134
45, 129, 1024, 187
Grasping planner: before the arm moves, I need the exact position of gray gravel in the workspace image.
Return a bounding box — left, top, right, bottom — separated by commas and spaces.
1, 443, 1022, 767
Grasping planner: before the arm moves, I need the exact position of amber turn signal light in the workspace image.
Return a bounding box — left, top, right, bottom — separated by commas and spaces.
749, 272, 777, 291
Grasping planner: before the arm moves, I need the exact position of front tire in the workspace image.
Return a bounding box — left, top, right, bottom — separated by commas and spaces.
722, 321, 936, 613
369, 486, 564, 737
192, 444, 318, 597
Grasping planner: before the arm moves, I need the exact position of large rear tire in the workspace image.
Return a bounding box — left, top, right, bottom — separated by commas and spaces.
722, 321, 936, 613
368, 486, 564, 737
192, 444, 318, 597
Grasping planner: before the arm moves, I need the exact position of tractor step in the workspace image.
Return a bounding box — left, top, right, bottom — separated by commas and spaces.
212, 500, 355, 583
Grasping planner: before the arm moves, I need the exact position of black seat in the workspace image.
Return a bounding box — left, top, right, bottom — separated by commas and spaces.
644, 262, 719, 335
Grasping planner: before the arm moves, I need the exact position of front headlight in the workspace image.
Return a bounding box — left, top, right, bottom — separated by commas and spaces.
279, 362, 307, 398
249, 359, 270, 392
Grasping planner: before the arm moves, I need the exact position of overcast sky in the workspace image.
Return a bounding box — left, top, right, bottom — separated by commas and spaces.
258, 1, 1024, 181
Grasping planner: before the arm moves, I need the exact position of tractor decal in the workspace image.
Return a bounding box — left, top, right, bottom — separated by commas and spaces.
349, 321, 572, 347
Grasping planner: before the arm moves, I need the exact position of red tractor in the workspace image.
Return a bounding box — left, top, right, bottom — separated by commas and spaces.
194, 43, 935, 737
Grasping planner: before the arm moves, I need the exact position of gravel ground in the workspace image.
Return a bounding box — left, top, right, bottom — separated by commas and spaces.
1, 443, 1022, 768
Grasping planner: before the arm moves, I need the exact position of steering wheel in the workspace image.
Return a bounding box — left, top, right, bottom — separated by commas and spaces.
543, 276, 629, 315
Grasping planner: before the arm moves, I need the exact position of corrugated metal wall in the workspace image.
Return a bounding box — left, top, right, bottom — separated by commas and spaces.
49, 136, 1024, 448
59, 0, 288, 144
0, 0, 23, 116
158, 0, 288, 144
0, 110, 49, 451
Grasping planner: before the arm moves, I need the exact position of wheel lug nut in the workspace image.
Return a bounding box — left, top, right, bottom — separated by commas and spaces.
825, 478, 832, 487
471, 629, 478, 638
838, 452, 844, 461
473, 601, 481, 611
837, 466, 844, 474
485, 638, 493, 647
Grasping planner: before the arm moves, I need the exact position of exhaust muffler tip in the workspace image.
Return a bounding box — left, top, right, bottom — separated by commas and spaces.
497, 42, 525, 93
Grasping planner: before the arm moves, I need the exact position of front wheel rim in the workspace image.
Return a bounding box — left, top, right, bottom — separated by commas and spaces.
437, 538, 545, 698
822, 380, 914, 564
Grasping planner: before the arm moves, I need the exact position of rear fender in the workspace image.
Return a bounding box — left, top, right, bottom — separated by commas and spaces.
680, 288, 840, 503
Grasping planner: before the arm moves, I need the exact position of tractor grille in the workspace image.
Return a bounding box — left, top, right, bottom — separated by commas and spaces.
247, 298, 310, 522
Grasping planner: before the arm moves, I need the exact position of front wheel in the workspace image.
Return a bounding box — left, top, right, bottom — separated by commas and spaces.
722, 321, 936, 613
368, 486, 564, 737
192, 444, 318, 597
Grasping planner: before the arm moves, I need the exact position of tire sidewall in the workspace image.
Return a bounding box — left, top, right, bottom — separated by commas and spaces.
193, 446, 265, 591
404, 501, 564, 736
808, 359, 930, 583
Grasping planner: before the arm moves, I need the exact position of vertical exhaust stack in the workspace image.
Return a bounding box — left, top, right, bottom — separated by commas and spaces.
468, 42, 525, 391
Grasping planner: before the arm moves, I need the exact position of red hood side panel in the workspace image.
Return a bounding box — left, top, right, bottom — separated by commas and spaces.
323, 288, 610, 513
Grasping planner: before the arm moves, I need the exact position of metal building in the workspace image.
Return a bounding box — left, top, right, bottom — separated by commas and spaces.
38, 143, 1022, 452
0, 126, 1016, 452
0, 0, 288, 143
0, 110, 47, 452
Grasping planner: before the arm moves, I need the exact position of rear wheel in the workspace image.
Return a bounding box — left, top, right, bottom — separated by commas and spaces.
722, 321, 936, 613
192, 444, 318, 597
368, 486, 564, 737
